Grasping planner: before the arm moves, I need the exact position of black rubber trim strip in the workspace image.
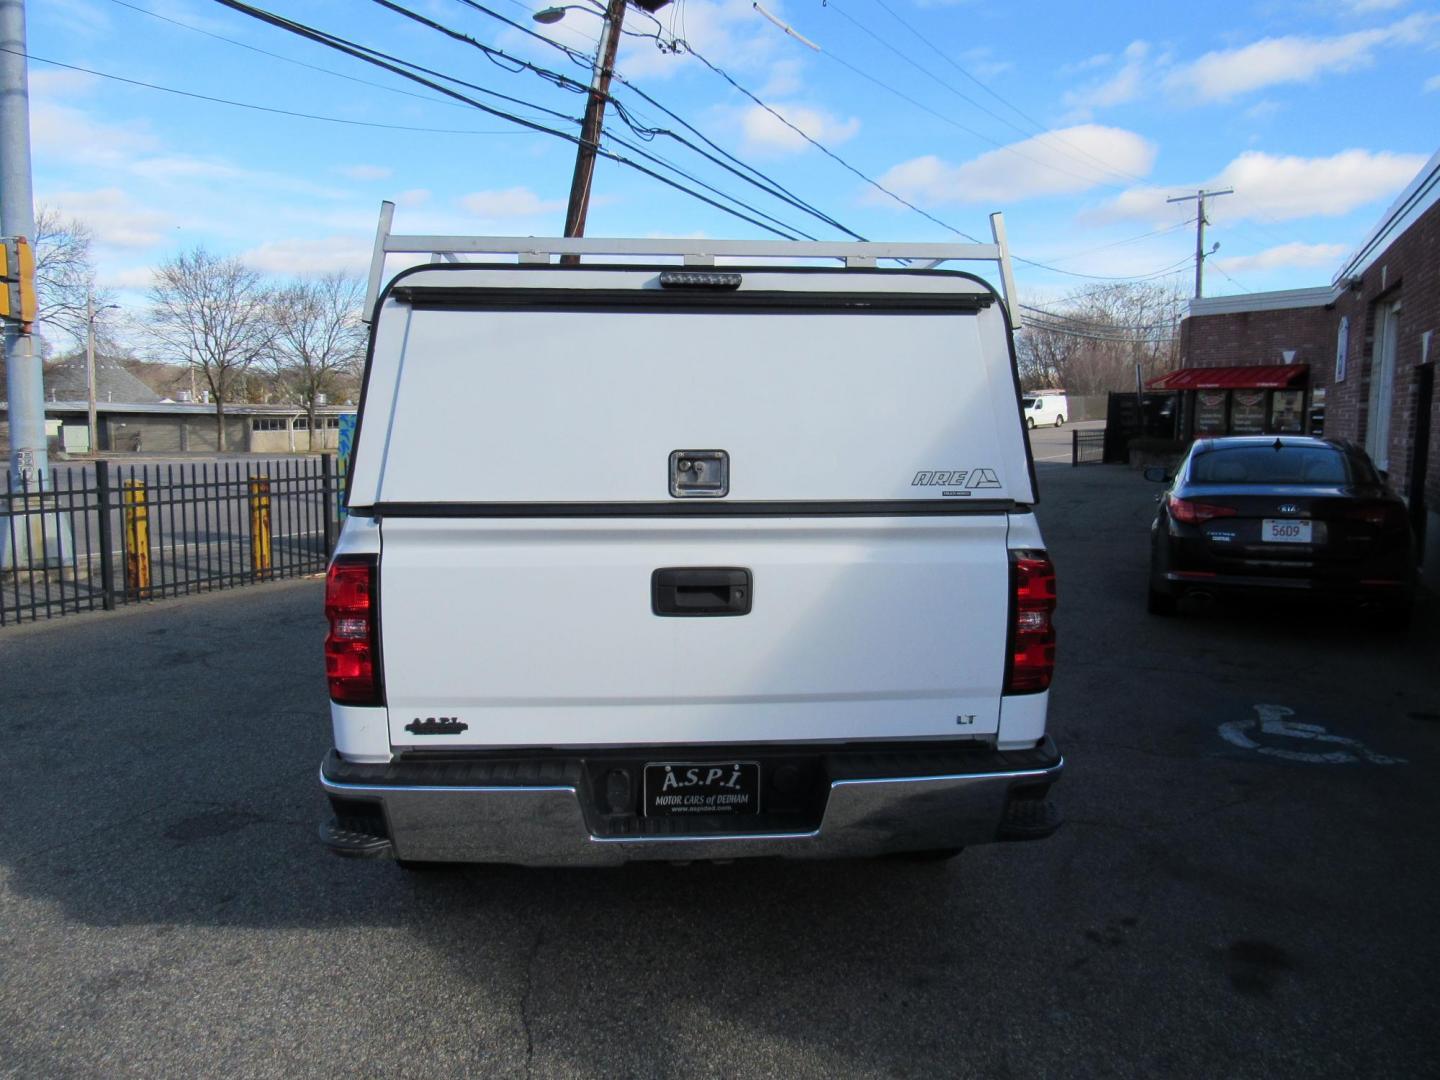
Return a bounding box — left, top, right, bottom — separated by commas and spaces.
389, 285, 991, 312
361, 499, 1022, 518
321, 738, 1061, 788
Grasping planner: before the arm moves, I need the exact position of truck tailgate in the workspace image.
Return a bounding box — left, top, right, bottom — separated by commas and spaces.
380, 515, 1010, 748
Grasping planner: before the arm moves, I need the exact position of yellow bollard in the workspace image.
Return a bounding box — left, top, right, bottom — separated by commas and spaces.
249, 477, 273, 580
122, 479, 151, 599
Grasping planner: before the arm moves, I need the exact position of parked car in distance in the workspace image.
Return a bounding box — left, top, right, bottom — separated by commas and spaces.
1021, 391, 1068, 428
1146, 436, 1415, 624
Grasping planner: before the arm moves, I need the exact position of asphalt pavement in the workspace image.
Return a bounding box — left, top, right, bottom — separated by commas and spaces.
2, 462, 1437, 1078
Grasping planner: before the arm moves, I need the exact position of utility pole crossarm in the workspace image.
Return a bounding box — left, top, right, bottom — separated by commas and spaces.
1167, 188, 1233, 300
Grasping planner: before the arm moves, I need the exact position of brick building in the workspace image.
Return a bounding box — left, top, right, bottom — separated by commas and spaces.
1162, 148, 1439, 579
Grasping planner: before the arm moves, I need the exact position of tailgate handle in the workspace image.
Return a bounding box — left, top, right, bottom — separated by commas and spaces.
652, 568, 752, 617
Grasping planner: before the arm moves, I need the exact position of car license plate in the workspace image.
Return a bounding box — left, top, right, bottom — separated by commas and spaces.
643, 761, 760, 816
1262, 518, 1312, 543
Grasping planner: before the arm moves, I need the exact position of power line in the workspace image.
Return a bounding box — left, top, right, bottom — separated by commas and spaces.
1014, 253, 1196, 282
443, 1, 982, 241
374, 0, 860, 238
446, 0, 1192, 281
671, 42, 984, 242
861, 0, 1152, 187
207, 0, 814, 238
1019, 302, 1180, 332
820, 0, 1130, 192
1027, 218, 1194, 265
103, 0, 487, 114
434, 0, 867, 238
3, 48, 531, 135
1211, 265, 1253, 294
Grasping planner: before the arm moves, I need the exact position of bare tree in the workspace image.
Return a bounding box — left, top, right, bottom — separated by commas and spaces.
268, 273, 367, 449
147, 248, 273, 451
1017, 282, 1184, 396
33, 206, 113, 349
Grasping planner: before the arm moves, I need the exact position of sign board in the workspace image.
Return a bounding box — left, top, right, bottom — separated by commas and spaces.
336, 414, 357, 521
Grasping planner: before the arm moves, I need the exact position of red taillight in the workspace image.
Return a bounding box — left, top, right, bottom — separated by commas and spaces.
325, 555, 382, 706
1168, 495, 1238, 525
1345, 503, 1405, 532
1006, 550, 1056, 694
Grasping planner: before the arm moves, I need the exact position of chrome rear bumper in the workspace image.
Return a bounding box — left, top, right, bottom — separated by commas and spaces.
320, 742, 1063, 866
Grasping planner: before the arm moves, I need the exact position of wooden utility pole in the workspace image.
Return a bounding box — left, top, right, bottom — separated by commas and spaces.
562, 0, 628, 254
1167, 188, 1233, 299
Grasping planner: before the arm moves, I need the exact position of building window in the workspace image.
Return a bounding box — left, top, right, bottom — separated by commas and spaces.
251, 418, 286, 431
1194, 391, 1228, 436
1270, 390, 1305, 433
293, 416, 309, 429
1230, 390, 1267, 434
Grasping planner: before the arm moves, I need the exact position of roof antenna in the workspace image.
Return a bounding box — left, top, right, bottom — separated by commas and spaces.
1272, 437, 1283, 450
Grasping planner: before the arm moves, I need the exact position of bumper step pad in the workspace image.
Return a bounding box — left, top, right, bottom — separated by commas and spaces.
320, 816, 393, 858
998, 796, 1061, 841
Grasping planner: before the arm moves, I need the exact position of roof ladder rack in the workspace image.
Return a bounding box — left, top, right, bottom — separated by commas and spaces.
363, 201, 1021, 328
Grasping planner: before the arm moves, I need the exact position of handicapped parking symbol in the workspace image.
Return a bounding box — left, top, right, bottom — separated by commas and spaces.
1219, 704, 1407, 765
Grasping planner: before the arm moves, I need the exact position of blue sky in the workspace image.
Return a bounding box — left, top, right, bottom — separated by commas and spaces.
24, 0, 1440, 313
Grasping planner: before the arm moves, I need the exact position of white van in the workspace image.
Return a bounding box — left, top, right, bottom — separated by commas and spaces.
319, 213, 1062, 868
1022, 391, 1069, 428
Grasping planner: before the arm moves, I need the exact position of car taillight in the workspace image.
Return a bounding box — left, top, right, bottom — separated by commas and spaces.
1006, 550, 1056, 695
325, 555, 382, 706
1168, 495, 1238, 525
1345, 503, 1406, 532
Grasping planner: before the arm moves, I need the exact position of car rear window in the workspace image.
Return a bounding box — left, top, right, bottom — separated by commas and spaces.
1190, 446, 1355, 485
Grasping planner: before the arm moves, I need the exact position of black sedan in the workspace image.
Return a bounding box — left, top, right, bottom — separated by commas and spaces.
1146, 436, 1416, 623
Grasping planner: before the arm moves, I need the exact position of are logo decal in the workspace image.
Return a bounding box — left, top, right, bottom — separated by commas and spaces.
912, 468, 1002, 491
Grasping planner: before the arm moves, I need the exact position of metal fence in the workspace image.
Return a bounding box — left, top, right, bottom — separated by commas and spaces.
1, 457, 338, 626
1072, 429, 1106, 465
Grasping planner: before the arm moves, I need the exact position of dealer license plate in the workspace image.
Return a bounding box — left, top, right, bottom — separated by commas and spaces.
1262, 518, 1312, 543
643, 761, 760, 817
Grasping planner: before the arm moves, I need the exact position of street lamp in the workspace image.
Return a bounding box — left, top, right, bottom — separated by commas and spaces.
86, 292, 120, 455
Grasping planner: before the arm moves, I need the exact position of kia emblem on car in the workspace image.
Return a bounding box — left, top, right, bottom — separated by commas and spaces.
1279, 504, 1298, 513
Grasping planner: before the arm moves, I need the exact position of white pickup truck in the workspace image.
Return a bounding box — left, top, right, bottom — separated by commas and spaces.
320, 212, 1062, 867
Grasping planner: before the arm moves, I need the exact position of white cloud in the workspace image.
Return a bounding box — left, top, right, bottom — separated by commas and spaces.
101, 266, 160, 291
1095, 148, 1429, 224
239, 235, 373, 276
875, 125, 1156, 205
760, 59, 806, 99
1166, 14, 1437, 102
1063, 41, 1151, 116
48, 188, 172, 250
960, 47, 1011, 82
29, 68, 99, 97
458, 187, 566, 218
619, 0, 784, 80
1244, 100, 1284, 120
337, 164, 393, 181
1213, 242, 1349, 274
1061, 52, 1114, 76
30, 100, 160, 169
737, 103, 860, 156
1342, 0, 1409, 12
1425, 74, 1440, 92
395, 189, 431, 208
